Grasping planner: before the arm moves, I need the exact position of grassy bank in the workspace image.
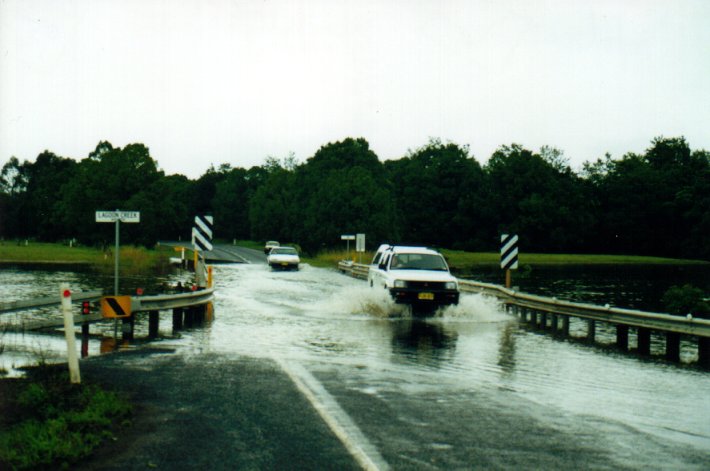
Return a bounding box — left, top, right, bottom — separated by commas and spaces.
439, 250, 710, 271
305, 248, 709, 270
0, 242, 172, 274
0, 365, 131, 470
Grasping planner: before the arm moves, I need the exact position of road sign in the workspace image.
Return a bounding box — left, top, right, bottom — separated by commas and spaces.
356, 233, 365, 252
101, 296, 132, 318
341, 235, 356, 240
95, 210, 140, 223
96, 210, 141, 295
192, 215, 213, 252
500, 234, 519, 270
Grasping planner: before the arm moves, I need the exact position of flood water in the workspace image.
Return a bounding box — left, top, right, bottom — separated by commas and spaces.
1, 262, 709, 467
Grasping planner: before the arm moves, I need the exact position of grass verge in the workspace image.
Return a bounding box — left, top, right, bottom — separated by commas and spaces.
440, 250, 709, 271
0, 242, 172, 274
0, 365, 132, 470
304, 247, 708, 271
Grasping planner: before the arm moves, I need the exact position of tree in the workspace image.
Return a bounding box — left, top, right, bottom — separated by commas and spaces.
386, 139, 484, 249
57, 142, 163, 246
485, 144, 594, 252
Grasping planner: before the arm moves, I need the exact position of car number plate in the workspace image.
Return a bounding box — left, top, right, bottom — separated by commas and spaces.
418, 292, 434, 300
281, 262, 289, 266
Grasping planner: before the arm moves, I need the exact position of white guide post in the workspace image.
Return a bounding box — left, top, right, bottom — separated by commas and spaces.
60, 283, 81, 384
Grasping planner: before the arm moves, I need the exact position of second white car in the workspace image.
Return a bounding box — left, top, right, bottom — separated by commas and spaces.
267, 246, 300, 271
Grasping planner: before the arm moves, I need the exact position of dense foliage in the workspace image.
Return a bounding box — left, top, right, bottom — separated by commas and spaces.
1, 136, 708, 259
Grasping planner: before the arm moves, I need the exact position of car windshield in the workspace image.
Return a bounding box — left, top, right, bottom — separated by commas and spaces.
390, 253, 448, 271
272, 247, 297, 255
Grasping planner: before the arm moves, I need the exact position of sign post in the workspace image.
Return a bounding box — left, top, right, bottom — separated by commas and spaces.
355, 233, 365, 264
96, 210, 140, 295
500, 234, 519, 288
341, 234, 355, 261
192, 215, 213, 287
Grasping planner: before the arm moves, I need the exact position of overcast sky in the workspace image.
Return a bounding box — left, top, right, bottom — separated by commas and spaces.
1, 0, 709, 178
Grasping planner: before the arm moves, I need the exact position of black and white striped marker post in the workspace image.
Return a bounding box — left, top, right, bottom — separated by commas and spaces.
192, 215, 214, 252
500, 234, 519, 288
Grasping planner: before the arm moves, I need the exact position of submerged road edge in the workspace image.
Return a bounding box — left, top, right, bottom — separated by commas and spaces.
275, 357, 390, 471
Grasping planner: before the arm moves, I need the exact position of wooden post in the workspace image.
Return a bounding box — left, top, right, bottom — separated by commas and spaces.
530, 310, 538, 327
699, 337, 710, 368
149, 310, 159, 338
637, 328, 651, 355
172, 308, 183, 330
551, 314, 558, 332
60, 284, 81, 384
505, 269, 511, 289
616, 324, 629, 350
540, 312, 547, 330
665, 332, 681, 362
587, 319, 595, 341
81, 301, 90, 358
121, 315, 134, 340
562, 315, 570, 335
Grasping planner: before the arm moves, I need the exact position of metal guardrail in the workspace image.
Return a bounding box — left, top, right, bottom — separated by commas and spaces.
1, 288, 214, 331
131, 288, 215, 312
0, 290, 103, 314
337, 261, 710, 338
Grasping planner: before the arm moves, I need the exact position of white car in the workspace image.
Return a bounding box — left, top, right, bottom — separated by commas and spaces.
267, 246, 300, 270
368, 245, 459, 314
264, 240, 280, 254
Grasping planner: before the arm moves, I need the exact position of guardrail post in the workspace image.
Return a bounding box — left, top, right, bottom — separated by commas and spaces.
149, 310, 159, 338
540, 312, 548, 330
519, 307, 527, 322
665, 333, 681, 362
121, 315, 134, 340
551, 314, 558, 332
699, 338, 710, 368
562, 315, 570, 335
637, 328, 651, 355
172, 308, 183, 330
587, 319, 596, 341
616, 324, 629, 350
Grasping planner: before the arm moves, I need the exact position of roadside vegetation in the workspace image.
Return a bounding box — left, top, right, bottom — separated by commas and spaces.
1, 136, 708, 262
0, 365, 131, 470
308, 248, 709, 271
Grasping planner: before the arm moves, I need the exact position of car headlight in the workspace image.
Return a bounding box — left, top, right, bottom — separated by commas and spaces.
393, 280, 408, 288
445, 281, 457, 290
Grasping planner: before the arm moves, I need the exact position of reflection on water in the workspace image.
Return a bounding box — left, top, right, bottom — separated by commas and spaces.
390, 320, 458, 367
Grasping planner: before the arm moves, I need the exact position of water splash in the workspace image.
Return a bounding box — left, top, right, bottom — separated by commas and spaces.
436, 293, 509, 323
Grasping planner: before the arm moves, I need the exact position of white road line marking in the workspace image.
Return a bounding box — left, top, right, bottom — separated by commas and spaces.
275, 358, 390, 471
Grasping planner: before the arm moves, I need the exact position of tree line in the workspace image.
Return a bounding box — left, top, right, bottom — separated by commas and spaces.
1, 136, 708, 260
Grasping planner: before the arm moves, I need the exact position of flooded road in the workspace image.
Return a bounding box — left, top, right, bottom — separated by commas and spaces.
1, 262, 709, 468
179, 263, 709, 468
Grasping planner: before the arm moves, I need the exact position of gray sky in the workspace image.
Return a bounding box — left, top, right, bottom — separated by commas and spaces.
2, 0, 709, 178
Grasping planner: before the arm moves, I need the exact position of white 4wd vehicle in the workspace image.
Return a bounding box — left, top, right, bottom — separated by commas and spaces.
368, 245, 459, 313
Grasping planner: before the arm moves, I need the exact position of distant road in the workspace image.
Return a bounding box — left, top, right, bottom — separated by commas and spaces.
159, 242, 266, 264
